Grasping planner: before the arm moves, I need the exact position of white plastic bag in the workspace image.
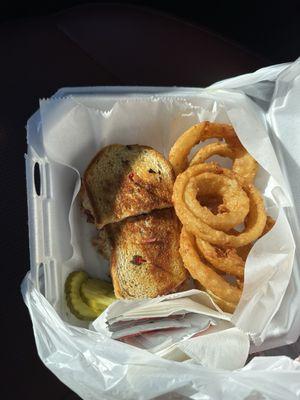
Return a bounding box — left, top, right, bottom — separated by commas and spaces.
22, 276, 300, 399
23, 59, 300, 399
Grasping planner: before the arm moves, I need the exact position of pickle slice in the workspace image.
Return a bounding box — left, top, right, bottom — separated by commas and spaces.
65, 271, 102, 320
81, 278, 116, 312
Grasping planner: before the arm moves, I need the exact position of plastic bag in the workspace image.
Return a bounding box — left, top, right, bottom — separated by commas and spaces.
22, 276, 300, 399
23, 59, 300, 399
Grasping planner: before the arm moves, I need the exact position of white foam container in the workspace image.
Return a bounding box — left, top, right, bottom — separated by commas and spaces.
25, 81, 300, 354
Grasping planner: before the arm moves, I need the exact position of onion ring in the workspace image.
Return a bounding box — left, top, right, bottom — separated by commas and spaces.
193, 281, 236, 313
236, 216, 276, 259
195, 215, 275, 278
169, 121, 258, 182
190, 142, 235, 166
185, 172, 250, 231
179, 228, 241, 312
195, 237, 244, 278
172, 163, 267, 247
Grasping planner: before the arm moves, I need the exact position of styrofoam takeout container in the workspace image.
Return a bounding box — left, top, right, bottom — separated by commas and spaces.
25, 76, 300, 354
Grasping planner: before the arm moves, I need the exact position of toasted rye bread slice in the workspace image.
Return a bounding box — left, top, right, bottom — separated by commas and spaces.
109, 208, 187, 299
94, 220, 192, 293
81, 144, 175, 228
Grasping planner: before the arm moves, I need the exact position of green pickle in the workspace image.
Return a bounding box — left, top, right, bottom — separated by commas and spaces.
65, 271, 102, 320
65, 271, 115, 321
81, 278, 116, 312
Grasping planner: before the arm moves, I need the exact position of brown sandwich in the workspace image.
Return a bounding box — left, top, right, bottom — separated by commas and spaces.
95, 208, 187, 299
80, 144, 175, 228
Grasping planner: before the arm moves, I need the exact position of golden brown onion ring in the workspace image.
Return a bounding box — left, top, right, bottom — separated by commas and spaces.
169, 121, 258, 183
196, 237, 245, 278
185, 172, 249, 231
190, 142, 235, 167
196, 216, 275, 278
179, 228, 241, 312
236, 216, 276, 259
172, 163, 267, 247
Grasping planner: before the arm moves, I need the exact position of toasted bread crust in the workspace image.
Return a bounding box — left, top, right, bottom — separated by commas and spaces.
110, 209, 187, 299
82, 144, 175, 228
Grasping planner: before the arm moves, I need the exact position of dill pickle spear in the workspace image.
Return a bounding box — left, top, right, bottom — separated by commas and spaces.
65, 271, 102, 320
81, 278, 116, 312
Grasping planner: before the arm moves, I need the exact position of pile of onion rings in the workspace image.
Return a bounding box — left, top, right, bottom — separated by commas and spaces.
169, 121, 275, 313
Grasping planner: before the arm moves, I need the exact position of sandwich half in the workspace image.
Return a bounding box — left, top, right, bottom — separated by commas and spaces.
81, 144, 175, 228
109, 208, 187, 298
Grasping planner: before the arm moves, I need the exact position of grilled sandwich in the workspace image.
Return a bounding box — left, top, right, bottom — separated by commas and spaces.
81, 144, 175, 228
108, 208, 187, 299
